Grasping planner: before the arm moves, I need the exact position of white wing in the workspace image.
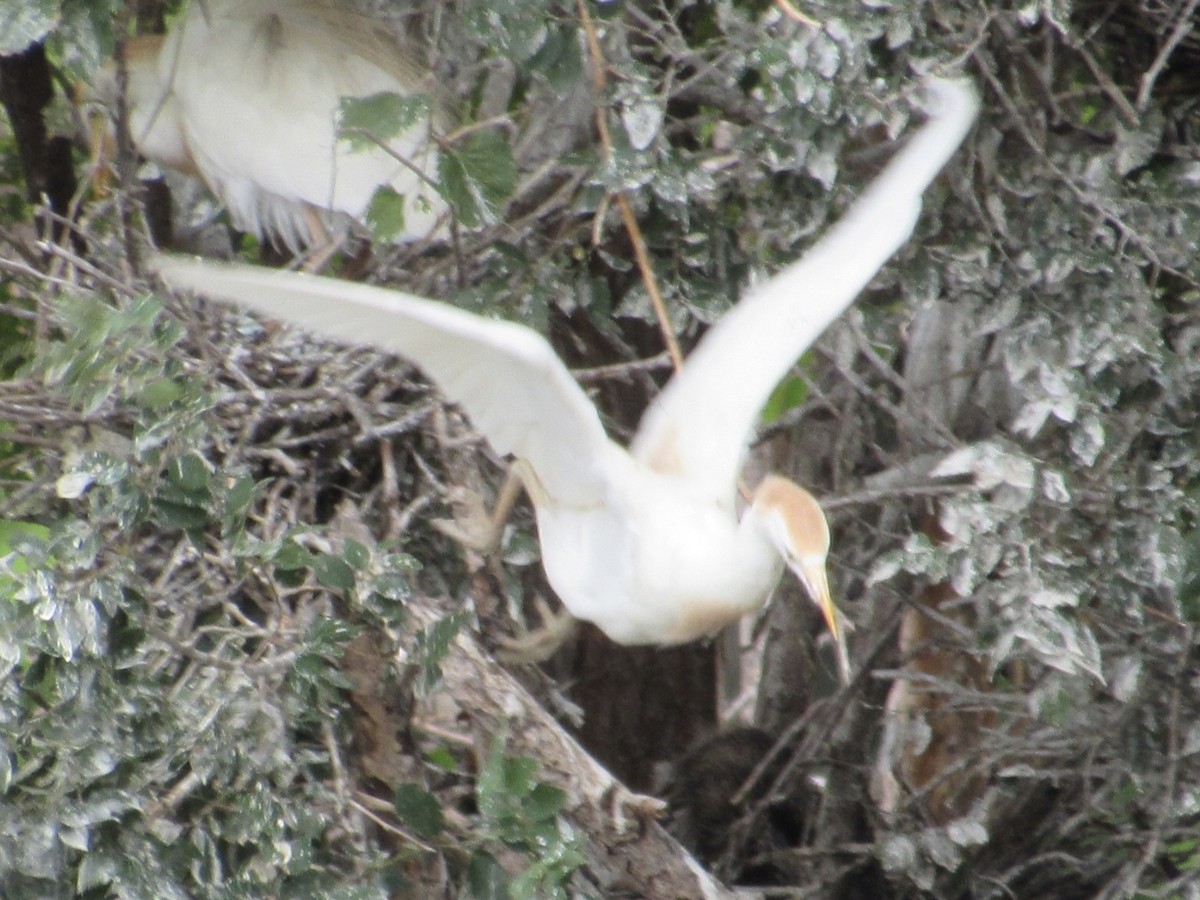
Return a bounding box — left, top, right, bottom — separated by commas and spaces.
631, 78, 979, 503
154, 256, 613, 507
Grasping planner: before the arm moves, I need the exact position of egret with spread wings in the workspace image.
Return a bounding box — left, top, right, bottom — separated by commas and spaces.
157, 79, 978, 683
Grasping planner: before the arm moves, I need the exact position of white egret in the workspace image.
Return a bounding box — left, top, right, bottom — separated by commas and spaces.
156, 79, 978, 683
90, 0, 447, 254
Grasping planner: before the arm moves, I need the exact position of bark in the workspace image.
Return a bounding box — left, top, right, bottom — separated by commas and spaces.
565, 629, 718, 792
408, 597, 737, 900
0, 43, 80, 248
0, 43, 53, 206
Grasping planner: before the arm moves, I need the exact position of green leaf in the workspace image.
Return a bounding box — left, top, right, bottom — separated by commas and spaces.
465, 854, 508, 900
473, 732, 582, 892
478, 734, 549, 826
426, 746, 458, 772
761, 373, 810, 424
438, 155, 477, 227
392, 783, 444, 840
460, 131, 518, 206
305, 616, 360, 652
410, 610, 470, 694
137, 378, 184, 409
476, 733, 511, 823
339, 92, 431, 149
53, 600, 101, 659
500, 527, 540, 566
502, 755, 538, 798
524, 783, 567, 823
294, 651, 355, 691
438, 131, 517, 228
168, 453, 211, 493
221, 475, 269, 537
152, 499, 210, 531
342, 540, 371, 570
76, 849, 119, 893
324, 667, 356, 691
158, 454, 213, 530
526, 27, 583, 90
312, 554, 356, 592
467, 850, 509, 900
224, 474, 261, 516
461, 3, 548, 62
364, 186, 408, 244
273, 539, 314, 571
0, 519, 50, 559
0, 738, 11, 793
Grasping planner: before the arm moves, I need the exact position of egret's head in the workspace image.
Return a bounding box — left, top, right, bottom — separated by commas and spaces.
752, 475, 850, 684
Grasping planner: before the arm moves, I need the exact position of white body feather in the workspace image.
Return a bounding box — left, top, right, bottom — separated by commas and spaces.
106, 0, 446, 251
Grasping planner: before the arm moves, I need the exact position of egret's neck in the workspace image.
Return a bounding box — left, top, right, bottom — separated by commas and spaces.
735, 503, 788, 603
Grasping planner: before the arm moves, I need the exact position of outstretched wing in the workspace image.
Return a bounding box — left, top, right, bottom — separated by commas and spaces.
155, 257, 613, 507
630, 78, 979, 504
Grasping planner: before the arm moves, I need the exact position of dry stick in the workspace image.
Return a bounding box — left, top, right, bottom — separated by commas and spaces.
114, 0, 142, 278
1135, 0, 1199, 112
772, 0, 820, 28
577, 0, 684, 371
572, 349, 673, 383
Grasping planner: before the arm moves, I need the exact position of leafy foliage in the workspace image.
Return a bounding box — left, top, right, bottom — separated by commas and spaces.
473, 735, 584, 900
2, 0, 1199, 897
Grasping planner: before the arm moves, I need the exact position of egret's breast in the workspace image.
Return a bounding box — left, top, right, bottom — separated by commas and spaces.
628, 509, 784, 644
533, 482, 784, 647
655, 596, 755, 643
535, 503, 641, 639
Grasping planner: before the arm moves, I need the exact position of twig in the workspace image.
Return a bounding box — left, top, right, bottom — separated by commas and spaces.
576, 0, 685, 371
572, 349, 673, 382
0, 302, 37, 321
1136, 0, 1199, 112
771, 0, 820, 28
323, 718, 370, 851
1068, 40, 1139, 126
820, 481, 970, 511
145, 771, 203, 821
846, 315, 962, 449
0, 256, 86, 292
348, 796, 438, 853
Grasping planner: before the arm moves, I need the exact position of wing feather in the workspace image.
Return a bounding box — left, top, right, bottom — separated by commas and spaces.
631, 78, 979, 503
154, 257, 612, 506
